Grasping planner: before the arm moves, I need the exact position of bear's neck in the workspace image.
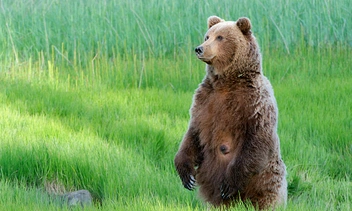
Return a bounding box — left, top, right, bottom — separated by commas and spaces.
206, 64, 262, 86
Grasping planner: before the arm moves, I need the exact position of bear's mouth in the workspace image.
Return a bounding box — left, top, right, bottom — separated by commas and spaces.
197, 55, 214, 64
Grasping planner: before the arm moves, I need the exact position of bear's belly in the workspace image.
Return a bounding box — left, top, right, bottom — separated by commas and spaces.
196, 154, 229, 205
196, 144, 237, 205
193, 89, 246, 205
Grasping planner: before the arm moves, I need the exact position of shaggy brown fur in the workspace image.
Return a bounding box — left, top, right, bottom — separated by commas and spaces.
174, 16, 287, 210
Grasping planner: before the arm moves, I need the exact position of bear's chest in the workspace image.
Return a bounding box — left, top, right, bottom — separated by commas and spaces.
192, 89, 244, 153
195, 90, 233, 123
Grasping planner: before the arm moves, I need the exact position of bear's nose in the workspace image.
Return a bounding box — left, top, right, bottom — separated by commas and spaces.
195, 46, 203, 55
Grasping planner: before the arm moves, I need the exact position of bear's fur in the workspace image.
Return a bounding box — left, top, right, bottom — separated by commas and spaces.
174, 16, 287, 210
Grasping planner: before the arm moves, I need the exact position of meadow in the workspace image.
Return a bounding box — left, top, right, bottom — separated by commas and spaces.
0, 0, 351, 210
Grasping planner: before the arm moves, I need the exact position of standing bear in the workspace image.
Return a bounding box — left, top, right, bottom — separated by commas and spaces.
174, 16, 287, 210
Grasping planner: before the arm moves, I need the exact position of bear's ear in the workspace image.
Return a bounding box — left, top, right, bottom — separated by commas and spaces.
207, 16, 224, 29
236, 17, 251, 35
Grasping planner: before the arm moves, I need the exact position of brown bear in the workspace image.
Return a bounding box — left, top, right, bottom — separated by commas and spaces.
174, 16, 287, 210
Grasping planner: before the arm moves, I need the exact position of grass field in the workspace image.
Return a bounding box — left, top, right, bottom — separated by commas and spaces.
0, 0, 351, 210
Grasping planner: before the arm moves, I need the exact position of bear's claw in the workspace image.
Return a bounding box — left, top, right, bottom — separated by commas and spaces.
184, 175, 196, 190
220, 183, 232, 199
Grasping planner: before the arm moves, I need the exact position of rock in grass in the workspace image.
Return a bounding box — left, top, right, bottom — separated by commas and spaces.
62, 190, 93, 208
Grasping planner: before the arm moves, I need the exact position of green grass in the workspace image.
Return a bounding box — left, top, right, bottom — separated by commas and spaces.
0, 0, 351, 210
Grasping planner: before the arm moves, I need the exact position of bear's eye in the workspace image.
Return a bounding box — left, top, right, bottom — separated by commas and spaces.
205, 35, 209, 41
216, 36, 223, 41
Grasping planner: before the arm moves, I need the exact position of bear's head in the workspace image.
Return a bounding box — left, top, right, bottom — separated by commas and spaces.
195, 16, 261, 75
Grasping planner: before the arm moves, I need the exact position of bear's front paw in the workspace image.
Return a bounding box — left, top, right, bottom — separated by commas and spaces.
182, 175, 196, 191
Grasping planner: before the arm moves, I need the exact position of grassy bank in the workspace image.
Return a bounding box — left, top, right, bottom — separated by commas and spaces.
0, 46, 351, 210
0, 0, 351, 210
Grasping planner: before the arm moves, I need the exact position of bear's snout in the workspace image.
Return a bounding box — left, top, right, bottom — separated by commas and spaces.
195, 46, 203, 56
